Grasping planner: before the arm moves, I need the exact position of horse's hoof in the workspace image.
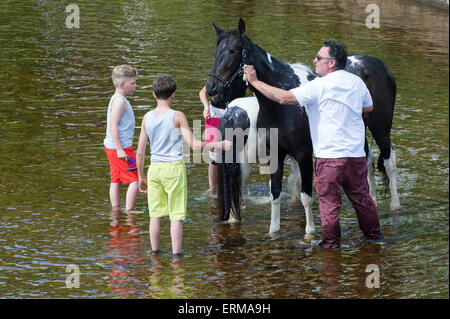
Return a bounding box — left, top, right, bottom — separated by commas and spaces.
269, 225, 280, 234
226, 216, 240, 224
390, 200, 401, 211
303, 233, 314, 243
268, 232, 281, 240
305, 225, 315, 235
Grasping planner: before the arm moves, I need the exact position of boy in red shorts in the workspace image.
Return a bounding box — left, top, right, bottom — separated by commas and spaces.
104, 65, 139, 213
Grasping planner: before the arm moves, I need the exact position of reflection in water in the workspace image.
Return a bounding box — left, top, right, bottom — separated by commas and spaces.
148, 255, 164, 297
317, 243, 387, 299
318, 249, 344, 298
106, 211, 145, 298
147, 255, 193, 298
204, 214, 248, 295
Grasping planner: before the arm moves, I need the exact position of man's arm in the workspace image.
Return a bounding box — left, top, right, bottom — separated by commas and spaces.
110, 98, 128, 160
362, 104, 373, 113
199, 86, 211, 119
361, 81, 373, 114
244, 65, 298, 105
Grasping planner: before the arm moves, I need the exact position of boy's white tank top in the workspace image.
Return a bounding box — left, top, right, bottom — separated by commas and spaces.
104, 93, 135, 149
145, 109, 183, 162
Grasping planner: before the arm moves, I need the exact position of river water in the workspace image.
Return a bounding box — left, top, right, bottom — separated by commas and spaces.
0, 0, 448, 299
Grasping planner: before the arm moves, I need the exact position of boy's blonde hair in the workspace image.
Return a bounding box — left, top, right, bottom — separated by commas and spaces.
111, 64, 137, 87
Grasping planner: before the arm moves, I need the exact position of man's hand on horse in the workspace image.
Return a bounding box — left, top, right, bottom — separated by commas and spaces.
244, 65, 258, 83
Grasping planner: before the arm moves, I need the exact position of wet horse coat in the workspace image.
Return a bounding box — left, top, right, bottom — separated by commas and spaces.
206, 19, 400, 235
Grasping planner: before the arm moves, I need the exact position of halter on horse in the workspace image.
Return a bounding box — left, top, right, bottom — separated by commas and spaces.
206, 19, 400, 235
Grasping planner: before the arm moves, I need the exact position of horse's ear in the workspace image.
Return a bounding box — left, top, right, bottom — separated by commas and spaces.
213, 22, 224, 37
238, 19, 245, 37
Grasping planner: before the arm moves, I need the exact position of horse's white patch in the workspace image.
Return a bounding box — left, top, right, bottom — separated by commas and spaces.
348, 55, 361, 66
227, 214, 240, 223
267, 53, 273, 64
268, 179, 281, 233
227, 96, 259, 125
270, 194, 281, 234
301, 193, 315, 234
290, 63, 313, 85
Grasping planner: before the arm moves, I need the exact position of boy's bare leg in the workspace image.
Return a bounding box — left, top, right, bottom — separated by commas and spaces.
110, 182, 121, 210
125, 181, 139, 211
150, 217, 162, 253
170, 220, 183, 255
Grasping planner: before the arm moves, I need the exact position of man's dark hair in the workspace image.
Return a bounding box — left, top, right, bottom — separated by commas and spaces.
152, 74, 177, 99
323, 41, 348, 70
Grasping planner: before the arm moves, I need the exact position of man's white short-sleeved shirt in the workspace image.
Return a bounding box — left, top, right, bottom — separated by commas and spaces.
290, 70, 372, 158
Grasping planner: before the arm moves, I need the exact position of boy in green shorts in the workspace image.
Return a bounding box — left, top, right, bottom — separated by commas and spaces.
136, 74, 231, 257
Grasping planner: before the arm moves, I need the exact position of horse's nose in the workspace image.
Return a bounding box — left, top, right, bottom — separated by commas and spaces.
206, 79, 218, 97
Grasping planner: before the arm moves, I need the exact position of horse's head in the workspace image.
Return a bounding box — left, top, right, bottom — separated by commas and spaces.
206, 19, 248, 104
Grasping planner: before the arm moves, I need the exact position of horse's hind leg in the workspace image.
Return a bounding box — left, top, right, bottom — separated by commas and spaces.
369, 128, 401, 211
365, 138, 377, 205
287, 156, 302, 204
384, 148, 400, 210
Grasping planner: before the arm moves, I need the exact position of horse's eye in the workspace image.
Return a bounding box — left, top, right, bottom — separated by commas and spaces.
229, 50, 235, 54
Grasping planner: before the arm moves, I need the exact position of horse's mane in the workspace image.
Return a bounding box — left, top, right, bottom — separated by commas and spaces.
242, 35, 304, 90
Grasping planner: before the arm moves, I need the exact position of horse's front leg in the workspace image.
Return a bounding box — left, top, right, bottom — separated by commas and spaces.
269, 153, 285, 234
296, 153, 315, 236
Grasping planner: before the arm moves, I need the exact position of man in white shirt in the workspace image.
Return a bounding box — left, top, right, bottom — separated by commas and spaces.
244, 41, 383, 248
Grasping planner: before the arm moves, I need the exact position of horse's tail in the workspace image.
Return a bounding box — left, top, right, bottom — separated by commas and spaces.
217, 161, 242, 221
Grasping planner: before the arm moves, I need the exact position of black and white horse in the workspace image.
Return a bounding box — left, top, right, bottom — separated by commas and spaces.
206, 19, 400, 235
